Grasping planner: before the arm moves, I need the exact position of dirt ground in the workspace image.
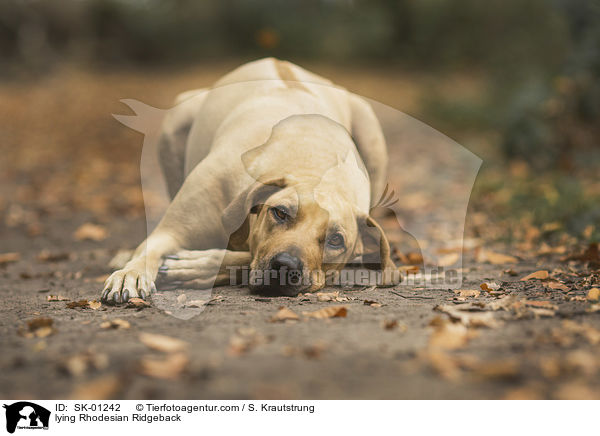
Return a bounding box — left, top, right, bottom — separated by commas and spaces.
1, 64, 599, 400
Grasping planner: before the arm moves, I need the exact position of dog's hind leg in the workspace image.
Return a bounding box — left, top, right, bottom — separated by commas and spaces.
158, 89, 208, 199
157, 249, 251, 289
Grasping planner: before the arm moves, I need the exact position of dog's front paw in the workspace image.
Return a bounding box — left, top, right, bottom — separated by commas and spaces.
101, 268, 155, 305
157, 249, 225, 285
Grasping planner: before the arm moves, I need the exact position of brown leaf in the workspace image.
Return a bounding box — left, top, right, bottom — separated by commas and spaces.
66, 299, 101, 310
476, 249, 518, 265
437, 252, 460, 267
100, 319, 130, 329
66, 300, 90, 309
0, 252, 20, 265
480, 281, 503, 292
37, 250, 70, 262
88, 300, 102, 310
586, 288, 600, 302
69, 374, 122, 400
520, 270, 549, 281
524, 300, 558, 310
382, 319, 406, 331
453, 289, 481, 298
21, 317, 56, 338
398, 265, 420, 274
529, 308, 557, 318
138, 353, 189, 380
228, 328, 271, 356
60, 351, 109, 377
47, 295, 69, 302
546, 281, 569, 292
73, 223, 108, 241
315, 291, 348, 302
428, 319, 471, 350
472, 360, 520, 380
303, 306, 348, 319
435, 304, 502, 328
363, 299, 383, 307
126, 298, 151, 308
270, 307, 300, 322
139, 332, 188, 353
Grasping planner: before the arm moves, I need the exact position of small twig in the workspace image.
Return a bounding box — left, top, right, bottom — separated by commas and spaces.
390, 290, 435, 300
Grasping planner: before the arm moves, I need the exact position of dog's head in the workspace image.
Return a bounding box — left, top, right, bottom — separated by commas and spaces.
222, 176, 394, 295
222, 114, 395, 295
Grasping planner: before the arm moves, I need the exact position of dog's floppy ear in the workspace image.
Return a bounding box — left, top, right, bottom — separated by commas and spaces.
356, 214, 396, 270
221, 177, 287, 244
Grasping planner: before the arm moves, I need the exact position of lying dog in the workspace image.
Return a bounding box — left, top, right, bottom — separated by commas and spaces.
101, 58, 398, 304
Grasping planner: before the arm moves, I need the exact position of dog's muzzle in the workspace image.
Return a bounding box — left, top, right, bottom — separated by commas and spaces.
250, 251, 307, 296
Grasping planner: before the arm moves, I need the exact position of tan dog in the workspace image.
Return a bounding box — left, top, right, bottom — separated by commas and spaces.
101, 58, 397, 304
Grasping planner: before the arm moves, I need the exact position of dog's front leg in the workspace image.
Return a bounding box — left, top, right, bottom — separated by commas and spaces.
101, 232, 181, 304
157, 249, 251, 289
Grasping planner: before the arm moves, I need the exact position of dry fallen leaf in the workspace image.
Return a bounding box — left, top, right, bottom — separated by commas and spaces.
37, 250, 70, 262
21, 317, 56, 338
476, 249, 518, 265
88, 300, 102, 310
437, 252, 460, 267
586, 288, 600, 302
228, 328, 271, 356
471, 359, 520, 380
363, 299, 383, 307
524, 300, 558, 310
74, 223, 108, 241
546, 281, 569, 292
138, 353, 189, 380
316, 291, 339, 302
100, 319, 130, 329
68, 374, 122, 400
47, 295, 69, 302
66, 300, 90, 309
398, 265, 420, 274
435, 304, 503, 328
561, 320, 600, 345
0, 252, 20, 265
428, 318, 471, 350
453, 289, 481, 298
520, 270, 549, 281
66, 299, 101, 310
139, 332, 188, 353
270, 307, 300, 322
480, 281, 503, 292
303, 306, 348, 319
61, 351, 109, 377
127, 297, 150, 308
382, 319, 406, 332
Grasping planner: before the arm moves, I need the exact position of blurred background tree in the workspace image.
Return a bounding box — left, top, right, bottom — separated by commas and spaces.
0, 0, 598, 239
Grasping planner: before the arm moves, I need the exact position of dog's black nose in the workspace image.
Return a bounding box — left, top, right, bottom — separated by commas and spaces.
270, 252, 303, 272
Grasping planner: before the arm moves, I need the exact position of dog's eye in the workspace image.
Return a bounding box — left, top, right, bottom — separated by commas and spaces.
270, 206, 289, 222
327, 232, 345, 249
